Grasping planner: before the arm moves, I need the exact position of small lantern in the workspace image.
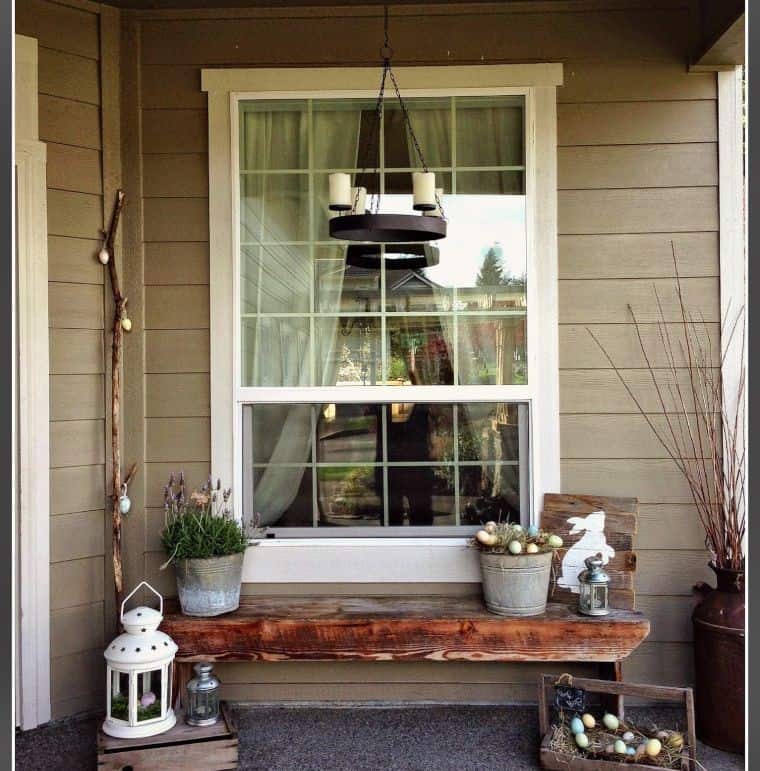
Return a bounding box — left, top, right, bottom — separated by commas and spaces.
578, 553, 611, 616
103, 582, 178, 738
186, 663, 221, 726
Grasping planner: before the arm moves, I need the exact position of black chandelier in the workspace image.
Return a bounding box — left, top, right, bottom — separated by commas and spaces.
328, 5, 447, 255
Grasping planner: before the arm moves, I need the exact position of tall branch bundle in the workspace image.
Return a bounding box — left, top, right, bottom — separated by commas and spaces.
587, 246, 745, 571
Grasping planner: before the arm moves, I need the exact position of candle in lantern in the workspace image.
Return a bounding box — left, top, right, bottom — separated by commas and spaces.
412, 172, 436, 210
329, 173, 352, 210
424, 187, 444, 217
351, 186, 367, 214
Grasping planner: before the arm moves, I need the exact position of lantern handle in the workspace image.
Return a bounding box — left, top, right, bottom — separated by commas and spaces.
121, 581, 163, 622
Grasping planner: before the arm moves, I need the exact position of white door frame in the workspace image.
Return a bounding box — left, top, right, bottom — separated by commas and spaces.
14, 34, 51, 730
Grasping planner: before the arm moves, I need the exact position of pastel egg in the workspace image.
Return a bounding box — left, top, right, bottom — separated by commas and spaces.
475, 530, 492, 545
656, 730, 669, 741
547, 534, 564, 548
484, 522, 497, 534
602, 713, 619, 730
613, 740, 627, 755
570, 717, 585, 735
645, 739, 662, 757
121, 317, 132, 332
98, 248, 110, 265
508, 540, 522, 554
527, 525, 539, 537
581, 713, 596, 729
526, 543, 539, 554
626, 747, 636, 756
622, 731, 635, 743
575, 732, 589, 749
668, 733, 684, 750
512, 524, 524, 533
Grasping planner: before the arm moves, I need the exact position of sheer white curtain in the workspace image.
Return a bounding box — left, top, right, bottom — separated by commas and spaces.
241, 103, 361, 526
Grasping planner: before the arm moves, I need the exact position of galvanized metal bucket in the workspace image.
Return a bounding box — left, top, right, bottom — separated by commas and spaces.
175, 552, 244, 617
479, 550, 553, 617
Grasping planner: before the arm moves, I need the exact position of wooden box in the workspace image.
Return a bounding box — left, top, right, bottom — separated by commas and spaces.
97, 702, 238, 770
538, 675, 696, 771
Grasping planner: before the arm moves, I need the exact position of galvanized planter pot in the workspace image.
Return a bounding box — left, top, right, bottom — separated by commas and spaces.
479, 550, 553, 617
175, 553, 245, 617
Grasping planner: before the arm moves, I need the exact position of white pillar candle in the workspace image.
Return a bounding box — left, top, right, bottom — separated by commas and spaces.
412, 172, 436, 209
329, 173, 352, 209
424, 187, 444, 217
351, 186, 367, 214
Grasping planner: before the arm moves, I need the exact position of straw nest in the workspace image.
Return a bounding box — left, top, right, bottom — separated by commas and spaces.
548, 717, 686, 768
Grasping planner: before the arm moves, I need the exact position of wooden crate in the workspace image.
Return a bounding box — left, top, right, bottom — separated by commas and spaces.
97, 702, 238, 770
538, 675, 696, 771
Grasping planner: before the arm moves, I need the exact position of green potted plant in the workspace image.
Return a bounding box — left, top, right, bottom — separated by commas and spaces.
471, 521, 563, 617
160, 473, 264, 617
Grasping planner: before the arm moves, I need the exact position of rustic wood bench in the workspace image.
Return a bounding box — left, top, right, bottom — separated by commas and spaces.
163, 495, 648, 711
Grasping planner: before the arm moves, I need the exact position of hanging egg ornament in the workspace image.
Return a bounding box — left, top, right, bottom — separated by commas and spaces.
602, 713, 620, 730
508, 540, 523, 554
645, 739, 662, 757
613, 740, 627, 755
121, 317, 132, 332
570, 716, 585, 735
98, 246, 110, 265
581, 713, 595, 729
574, 732, 589, 749
119, 484, 131, 515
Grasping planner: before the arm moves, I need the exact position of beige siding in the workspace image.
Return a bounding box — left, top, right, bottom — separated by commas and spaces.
17, 0, 107, 719
127, 1, 718, 705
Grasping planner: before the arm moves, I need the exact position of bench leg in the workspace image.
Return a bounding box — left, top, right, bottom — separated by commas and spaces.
599, 661, 624, 720
173, 661, 193, 712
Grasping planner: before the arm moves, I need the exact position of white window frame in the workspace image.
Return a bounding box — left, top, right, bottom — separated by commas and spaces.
203, 64, 561, 583
14, 34, 51, 728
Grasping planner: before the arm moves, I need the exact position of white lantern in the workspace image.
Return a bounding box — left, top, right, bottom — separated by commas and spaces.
102, 581, 178, 739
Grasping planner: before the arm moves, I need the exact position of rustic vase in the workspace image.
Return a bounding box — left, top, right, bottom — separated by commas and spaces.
479, 550, 553, 617
175, 553, 244, 617
692, 563, 745, 754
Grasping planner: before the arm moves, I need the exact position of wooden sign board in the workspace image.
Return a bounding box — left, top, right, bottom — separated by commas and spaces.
542, 494, 638, 611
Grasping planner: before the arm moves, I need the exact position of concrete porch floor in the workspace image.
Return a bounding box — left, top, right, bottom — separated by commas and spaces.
16, 705, 744, 770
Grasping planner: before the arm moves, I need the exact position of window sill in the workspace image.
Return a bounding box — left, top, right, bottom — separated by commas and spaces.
242, 537, 480, 583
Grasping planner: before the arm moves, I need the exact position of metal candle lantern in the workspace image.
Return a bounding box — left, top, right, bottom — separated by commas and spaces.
186, 663, 221, 726
102, 582, 178, 739
577, 553, 611, 616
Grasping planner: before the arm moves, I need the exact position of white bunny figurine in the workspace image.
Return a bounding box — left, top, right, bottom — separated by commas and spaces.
557, 511, 615, 593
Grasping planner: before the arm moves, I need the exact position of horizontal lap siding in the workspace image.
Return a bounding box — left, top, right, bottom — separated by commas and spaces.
17, 0, 107, 719
134, 3, 716, 702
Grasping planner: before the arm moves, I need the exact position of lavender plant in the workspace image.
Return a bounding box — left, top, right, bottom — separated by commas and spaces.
160, 472, 264, 566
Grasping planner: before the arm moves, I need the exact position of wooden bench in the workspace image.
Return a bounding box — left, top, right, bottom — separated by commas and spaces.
163, 495, 648, 710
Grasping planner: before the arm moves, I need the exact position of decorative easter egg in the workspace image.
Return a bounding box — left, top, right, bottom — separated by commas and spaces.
119, 494, 131, 515
575, 732, 589, 749
645, 739, 662, 757
512, 524, 523, 533
602, 713, 620, 730
570, 717, 585, 735
547, 534, 564, 548
484, 522, 497, 534
527, 525, 539, 537
667, 732, 684, 751
622, 731, 635, 743
613, 740, 627, 755
121, 317, 133, 332
476, 530, 495, 546
526, 543, 539, 554
581, 714, 595, 729
626, 747, 636, 756
98, 247, 110, 265
140, 691, 156, 707
508, 540, 522, 554
656, 730, 669, 741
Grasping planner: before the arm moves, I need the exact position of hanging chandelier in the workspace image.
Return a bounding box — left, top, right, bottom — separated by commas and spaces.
328, 6, 447, 249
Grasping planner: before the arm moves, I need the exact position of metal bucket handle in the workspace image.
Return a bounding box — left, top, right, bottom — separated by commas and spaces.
121, 581, 163, 622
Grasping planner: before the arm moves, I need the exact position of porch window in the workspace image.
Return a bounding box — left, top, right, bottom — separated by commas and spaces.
235, 94, 537, 534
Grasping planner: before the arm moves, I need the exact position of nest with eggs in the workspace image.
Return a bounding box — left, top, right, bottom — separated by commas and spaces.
548, 717, 687, 768
470, 521, 564, 554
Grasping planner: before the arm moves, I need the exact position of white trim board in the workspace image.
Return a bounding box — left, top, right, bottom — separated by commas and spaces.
14, 34, 52, 729
204, 64, 561, 583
